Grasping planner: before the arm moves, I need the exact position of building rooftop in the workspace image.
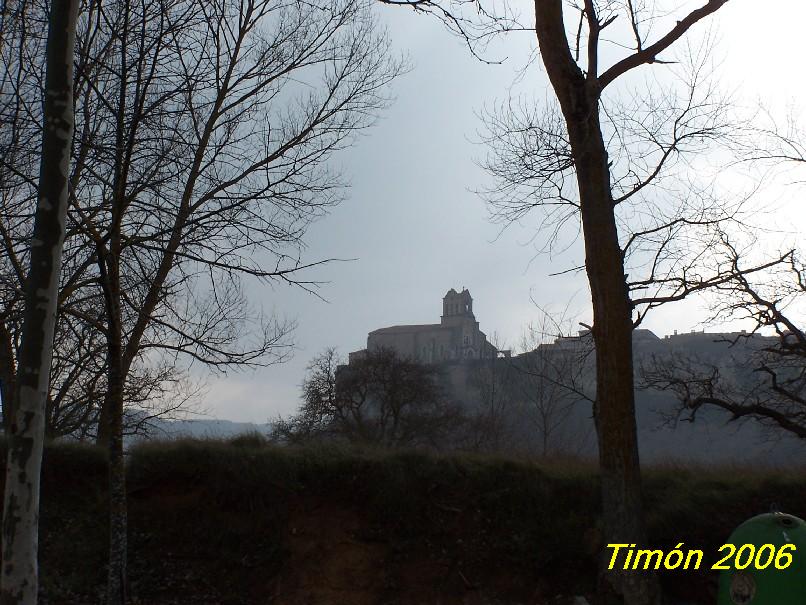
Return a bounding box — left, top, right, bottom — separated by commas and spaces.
368, 323, 442, 335
634, 329, 661, 341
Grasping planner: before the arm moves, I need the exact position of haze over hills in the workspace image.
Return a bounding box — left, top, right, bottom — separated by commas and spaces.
525, 329, 805, 466
319, 288, 806, 465
139, 324, 806, 466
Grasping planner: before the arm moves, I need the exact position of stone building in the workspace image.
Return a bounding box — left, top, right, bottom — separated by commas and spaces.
349, 288, 498, 364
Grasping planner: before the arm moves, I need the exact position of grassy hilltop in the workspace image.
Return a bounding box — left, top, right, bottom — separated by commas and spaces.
17, 437, 806, 604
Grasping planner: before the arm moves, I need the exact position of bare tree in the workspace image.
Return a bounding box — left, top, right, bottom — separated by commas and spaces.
0, 0, 80, 602
641, 247, 806, 439
463, 334, 513, 452
374, 1, 776, 602
514, 314, 594, 457
272, 347, 343, 444
483, 8, 783, 596
84, 0, 400, 599
0, 0, 192, 441
274, 347, 466, 449
461, 324, 590, 457
2, 0, 402, 600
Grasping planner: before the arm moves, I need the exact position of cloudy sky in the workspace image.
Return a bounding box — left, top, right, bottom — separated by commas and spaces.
199, 1, 806, 423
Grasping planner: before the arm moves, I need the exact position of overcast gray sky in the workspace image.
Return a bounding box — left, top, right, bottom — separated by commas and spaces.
199, 1, 806, 423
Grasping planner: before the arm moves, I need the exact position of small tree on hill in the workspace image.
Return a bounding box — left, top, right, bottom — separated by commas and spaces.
274, 347, 466, 449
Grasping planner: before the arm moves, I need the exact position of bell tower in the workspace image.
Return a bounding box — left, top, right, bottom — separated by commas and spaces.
441, 288, 474, 323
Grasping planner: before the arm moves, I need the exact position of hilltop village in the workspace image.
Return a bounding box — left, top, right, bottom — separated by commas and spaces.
346, 288, 802, 464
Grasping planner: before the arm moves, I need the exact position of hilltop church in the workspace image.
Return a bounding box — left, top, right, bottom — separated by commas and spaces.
349, 288, 499, 364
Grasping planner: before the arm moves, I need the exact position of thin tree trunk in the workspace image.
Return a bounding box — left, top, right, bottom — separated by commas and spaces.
0, 322, 16, 434
98, 241, 127, 605
0, 0, 79, 602
100, 2, 131, 595
103, 371, 126, 604
95, 398, 111, 446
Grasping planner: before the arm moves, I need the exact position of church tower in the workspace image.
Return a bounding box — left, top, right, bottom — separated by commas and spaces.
357, 287, 496, 365
441, 288, 485, 359
441, 288, 474, 321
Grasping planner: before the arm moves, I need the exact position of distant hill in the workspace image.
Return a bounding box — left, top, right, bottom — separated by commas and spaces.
130, 418, 270, 443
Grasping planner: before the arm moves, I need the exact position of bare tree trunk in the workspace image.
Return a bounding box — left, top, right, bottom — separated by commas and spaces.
0, 0, 79, 602
576, 130, 655, 605
99, 2, 130, 591
99, 2, 132, 595
97, 242, 127, 604
102, 368, 126, 604
95, 399, 110, 446
533, 2, 658, 603
0, 322, 16, 433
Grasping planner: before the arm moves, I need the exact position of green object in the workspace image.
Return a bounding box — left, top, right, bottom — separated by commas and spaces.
717, 512, 806, 605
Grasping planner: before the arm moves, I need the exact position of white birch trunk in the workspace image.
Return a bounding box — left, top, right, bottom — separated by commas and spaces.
0, 0, 79, 602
